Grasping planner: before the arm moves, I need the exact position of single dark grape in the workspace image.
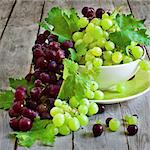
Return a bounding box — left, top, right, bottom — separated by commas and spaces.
93, 124, 103, 137
8, 108, 19, 118
15, 89, 26, 101
12, 101, 24, 113
96, 8, 105, 18
127, 125, 138, 136
49, 41, 60, 51
40, 72, 50, 83
86, 7, 95, 19
34, 68, 42, 79
35, 57, 48, 69
40, 112, 52, 120
82, 7, 89, 16
26, 100, 37, 110
33, 48, 45, 59
19, 117, 32, 132
97, 104, 105, 113
56, 49, 65, 63
45, 49, 57, 61
49, 73, 57, 83
36, 104, 48, 114
34, 79, 42, 87
61, 40, 73, 50
106, 117, 113, 127
35, 34, 46, 44
47, 34, 58, 43
32, 44, 42, 51
30, 87, 42, 100
43, 30, 50, 38
16, 86, 27, 93
25, 73, 34, 82
49, 84, 60, 97
9, 118, 20, 131
48, 61, 57, 71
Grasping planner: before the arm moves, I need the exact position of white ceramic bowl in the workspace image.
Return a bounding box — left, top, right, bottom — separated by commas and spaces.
79, 49, 146, 90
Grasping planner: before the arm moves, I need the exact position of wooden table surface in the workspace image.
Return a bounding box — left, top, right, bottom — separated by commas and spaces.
0, 0, 150, 150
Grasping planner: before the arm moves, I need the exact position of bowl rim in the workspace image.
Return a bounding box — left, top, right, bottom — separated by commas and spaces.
79, 47, 146, 68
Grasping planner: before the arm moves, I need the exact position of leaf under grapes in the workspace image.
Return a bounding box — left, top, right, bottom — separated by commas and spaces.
68, 48, 77, 61
40, 7, 79, 41
11, 118, 55, 148
0, 91, 14, 110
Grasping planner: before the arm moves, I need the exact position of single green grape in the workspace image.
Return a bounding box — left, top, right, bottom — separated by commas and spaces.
74, 39, 84, 49
131, 46, 143, 59
53, 113, 65, 127
94, 26, 103, 39
105, 41, 115, 51
85, 53, 95, 62
85, 61, 93, 71
85, 89, 94, 99
68, 117, 80, 131
90, 81, 99, 91
78, 17, 89, 28
86, 23, 95, 34
112, 52, 123, 64
72, 32, 84, 42
128, 116, 138, 125
94, 90, 104, 100
103, 60, 113, 66
77, 114, 89, 126
80, 98, 90, 106
116, 83, 126, 93
93, 58, 103, 68
103, 51, 112, 60
103, 31, 109, 39
83, 33, 94, 44
46, 124, 59, 135
123, 56, 133, 64
102, 13, 109, 19
140, 60, 150, 71
101, 18, 113, 30
59, 124, 71, 135
87, 102, 99, 116
90, 47, 102, 57
64, 112, 72, 125
91, 18, 101, 25
124, 114, 132, 122
50, 107, 64, 117
109, 118, 120, 132
78, 105, 88, 115
96, 37, 106, 48
54, 99, 62, 107
88, 41, 98, 49
69, 96, 79, 108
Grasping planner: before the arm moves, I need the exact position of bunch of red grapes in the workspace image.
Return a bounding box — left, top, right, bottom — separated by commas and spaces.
8, 30, 73, 131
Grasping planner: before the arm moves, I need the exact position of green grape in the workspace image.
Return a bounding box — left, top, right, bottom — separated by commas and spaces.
69, 96, 79, 108
46, 124, 58, 135
80, 98, 90, 106
131, 41, 138, 46
116, 83, 126, 93
61, 104, 71, 112
85, 53, 95, 61
109, 118, 120, 132
83, 33, 94, 44
90, 81, 99, 91
123, 56, 133, 64
124, 114, 132, 122
68, 117, 80, 131
101, 18, 113, 30
59, 124, 71, 135
78, 17, 89, 28
103, 51, 112, 60
86, 23, 95, 34
77, 114, 89, 126
94, 26, 103, 39
72, 32, 84, 42
108, 25, 116, 32
85, 61, 93, 71
78, 105, 88, 115
131, 46, 143, 59
105, 41, 115, 51
128, 116, 138, 125
90, 47, 102, 57
103, 31, 109, 40
91, 18, 101, 25
94, 90, 104, 100
96, 37, 106, 48
64, 112, 72, 125
88, 41, 98, 49
112, 52, 123, 64
74, 39, 84, 49
103, 60, 113, 66
87, 102, 99, 116
54, 99, 62, 107
50, 107, 64, 117
102, 13, 109, 19
140, 60, 150, 71
85, 89, 94, 99
93, 58, 103, 68
53, 113, 65, 127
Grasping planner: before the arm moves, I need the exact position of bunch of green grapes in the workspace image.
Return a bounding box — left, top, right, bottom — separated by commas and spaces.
50, 98, 99, 135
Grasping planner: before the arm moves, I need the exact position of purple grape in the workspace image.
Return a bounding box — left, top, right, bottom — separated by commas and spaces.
43, 30, 50, 38
8, 108, 19, 118
34, 68, 42, 79
61, 40, 73, 50
34, 79, 42, 87
106, 117, 112, 127
49, 73, 57, 83
16, 86, 27, 93
32, 44, 42, 51
30, 87, 42, 100
19, 117, 32, 131
49, 41, 60, 51
82, 7, 89, 16
26, 100, 37, 110
35, 34, 46, 44
56, 49, 65, 63
9, 118, 19, 131
56, 79, 63, 85
49, 84, 60, 97
86, 7, 95, 19
33, 48, 45, 59
36, 104, 48, 114
45, 49, 56, 61
25, 73, 34, 82
48, 61, 57, 71
97, 104, 105, 113
12, 101, 24, 114
36, 57, 48, 69
93, 124, 103, 137
47, 34, 58, 43
127, 125, 138, 136
40, 112, 52, 120
40, 72, 50, 83
15, 89, 26, 101
96, 8, 105, 18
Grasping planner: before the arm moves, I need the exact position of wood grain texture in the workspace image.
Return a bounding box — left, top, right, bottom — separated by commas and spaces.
0, 0, 44, 89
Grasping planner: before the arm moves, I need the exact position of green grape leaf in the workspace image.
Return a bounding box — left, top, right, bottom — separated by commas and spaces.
68, 48, 77, 61
0, 91, 14, 110
11, 118, 55, 148
40, 7, 79, 41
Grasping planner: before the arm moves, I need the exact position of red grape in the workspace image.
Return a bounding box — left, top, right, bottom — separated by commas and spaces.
34, 79, 42, 87
48, 61, 57, 71
19, 117, 32, 131
8, 108, 19, 118
56, 49, 65, 63
9, 118, 20, 131
40, 72, 50, 83
93, 124, 103, 137
35, 34, 46, 44
82, 7, 89, 16
26, 100, 37, 110
12, 101, 24, 113
61, 40, 73, 50
15, 89, 26, 101
32, 44, 42, 51
36, 57, 48, 69
127, 125, 138, 136
30, 87, 42, 100
49, 84, 60, 97
49, 41, 60, 51
25, 73, 34, 82
97, 104, 105, 113
36, 104, 48, 114
40, 112, 52, 120
47, 34, 58, 43
43, 30, 50, 38
45, 49, 57, 61
96, 8, 105, 18
33, 48, 45, 59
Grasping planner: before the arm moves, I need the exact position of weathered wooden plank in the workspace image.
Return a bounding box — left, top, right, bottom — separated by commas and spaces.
0, 110, 16, 150
0, 0, 44, 89
0, 0, 16, 39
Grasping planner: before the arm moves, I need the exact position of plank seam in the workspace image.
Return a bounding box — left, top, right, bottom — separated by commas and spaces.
72, 132, 74, 150
0, 0, 17, 41
14, 138, 18, 150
